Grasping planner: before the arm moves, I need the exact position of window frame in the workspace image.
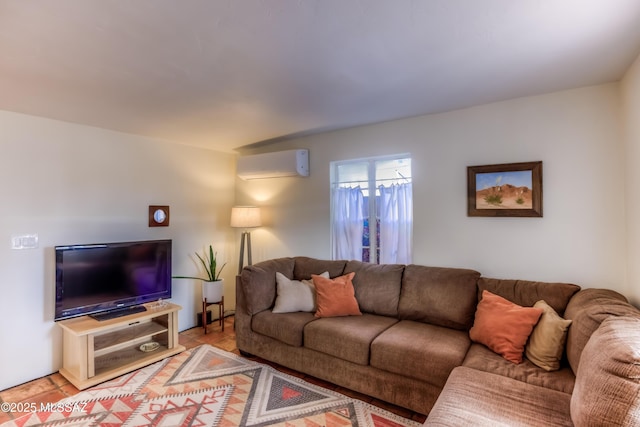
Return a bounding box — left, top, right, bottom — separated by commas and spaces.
330, 153, 412, 264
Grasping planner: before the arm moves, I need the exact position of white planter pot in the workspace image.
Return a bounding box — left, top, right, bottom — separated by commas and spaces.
202, 279, 223, 302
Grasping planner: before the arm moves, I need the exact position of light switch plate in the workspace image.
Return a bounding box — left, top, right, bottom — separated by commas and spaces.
11, 234, 39, 249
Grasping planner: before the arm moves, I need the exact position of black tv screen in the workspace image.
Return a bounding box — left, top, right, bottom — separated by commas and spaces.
54, 239, 172, 321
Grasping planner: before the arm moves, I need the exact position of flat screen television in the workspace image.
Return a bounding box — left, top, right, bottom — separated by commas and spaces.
54, 239, 172, 321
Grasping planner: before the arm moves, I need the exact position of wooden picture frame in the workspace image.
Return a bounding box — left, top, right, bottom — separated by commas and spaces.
467, 161, 542, 217
149, 205, 170, 227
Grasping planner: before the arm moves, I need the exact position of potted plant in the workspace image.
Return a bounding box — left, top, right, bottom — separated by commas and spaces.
173, 245, 226, 302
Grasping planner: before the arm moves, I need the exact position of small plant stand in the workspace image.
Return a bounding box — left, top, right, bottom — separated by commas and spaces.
202, 296, 224, 333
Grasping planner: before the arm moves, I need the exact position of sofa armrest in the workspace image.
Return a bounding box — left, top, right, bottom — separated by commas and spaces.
564, 288, 637, 374
239, 257, 294, 315
571, 316, 640, 426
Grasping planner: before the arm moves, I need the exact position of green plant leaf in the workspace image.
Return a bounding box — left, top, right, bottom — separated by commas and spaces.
209, 246, 216, 281
173, 244, 225, 282
172, 275, 208, 281
216, 261, 226, 280
194, 252, 209, 281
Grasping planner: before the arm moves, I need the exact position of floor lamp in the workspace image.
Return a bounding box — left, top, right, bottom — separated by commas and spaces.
231, 206, 262, 275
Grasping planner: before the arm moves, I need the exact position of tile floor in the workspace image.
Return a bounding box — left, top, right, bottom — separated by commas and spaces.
0, 316, 427, 424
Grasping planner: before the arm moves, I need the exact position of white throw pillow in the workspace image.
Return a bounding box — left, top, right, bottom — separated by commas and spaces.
272, 271, 329, 313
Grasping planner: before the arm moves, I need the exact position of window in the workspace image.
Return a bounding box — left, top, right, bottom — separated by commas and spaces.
331, 155, 412, 264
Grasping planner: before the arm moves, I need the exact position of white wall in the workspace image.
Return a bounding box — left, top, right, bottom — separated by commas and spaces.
237, 84, 627, 293
0, 111, 236, 390
622, 53, 640, 304
1, 79, 632, 391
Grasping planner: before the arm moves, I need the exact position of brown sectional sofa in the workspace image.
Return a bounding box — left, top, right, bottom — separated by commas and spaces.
235, 257, 640, 425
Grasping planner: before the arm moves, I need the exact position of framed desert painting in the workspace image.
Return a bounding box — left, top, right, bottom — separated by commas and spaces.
467, 161, 542, 217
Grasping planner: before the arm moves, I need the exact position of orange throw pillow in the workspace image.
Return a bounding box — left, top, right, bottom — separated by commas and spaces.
312, 272, 362, 318
469, 290, 543, 364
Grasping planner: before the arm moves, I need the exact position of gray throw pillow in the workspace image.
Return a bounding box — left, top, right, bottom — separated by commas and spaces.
272, 271, 328, 313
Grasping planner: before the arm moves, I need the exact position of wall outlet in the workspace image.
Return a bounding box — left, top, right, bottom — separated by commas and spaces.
11, 234, 39, 249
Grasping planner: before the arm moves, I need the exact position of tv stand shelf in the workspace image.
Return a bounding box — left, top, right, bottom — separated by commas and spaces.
57, 302, 185, 390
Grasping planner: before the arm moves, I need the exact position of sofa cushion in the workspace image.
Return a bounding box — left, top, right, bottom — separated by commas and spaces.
343, 260, 404, 317
240, 258, 295, 315
462, 344, 576, 394
370, 320, 470, 387
293, 256, 347, 280
470, 290, 543, 364
398, 265, 480, 330
478, 277, 580, 317
251, 310, 317, 347
425, 366, 573, 427
272, 271, 328, 313
564, 288, 638, 373
304, 314, 397, 365
525, 300, 572, 371
313, 273, 362, 318
571, 316, 640, 427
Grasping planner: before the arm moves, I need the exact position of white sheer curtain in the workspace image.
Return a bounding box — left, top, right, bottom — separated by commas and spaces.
378, 183, 413, 264
332, 186, 364, 260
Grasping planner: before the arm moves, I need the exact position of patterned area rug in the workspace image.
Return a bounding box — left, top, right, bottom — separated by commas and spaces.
5, 345, 421, 426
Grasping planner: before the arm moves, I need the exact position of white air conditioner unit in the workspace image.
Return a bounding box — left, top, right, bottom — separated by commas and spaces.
237, 149, 309, 180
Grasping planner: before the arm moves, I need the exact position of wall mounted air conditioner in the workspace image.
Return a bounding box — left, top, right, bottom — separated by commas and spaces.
237, 149, 309, 180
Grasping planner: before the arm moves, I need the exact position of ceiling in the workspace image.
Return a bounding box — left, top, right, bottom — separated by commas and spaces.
2, 1, 640, 153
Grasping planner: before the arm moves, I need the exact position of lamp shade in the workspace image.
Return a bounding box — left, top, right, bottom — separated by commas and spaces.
230, 206, 262, 228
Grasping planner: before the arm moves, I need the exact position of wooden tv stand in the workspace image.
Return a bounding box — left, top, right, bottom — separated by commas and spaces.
57, 302, 185, 390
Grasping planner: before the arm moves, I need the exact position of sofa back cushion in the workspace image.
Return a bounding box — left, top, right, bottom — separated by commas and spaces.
478, 278, 580, 317
398, 265, 480, 330
240, 258, 295, 315
564, 288, 638, 373
570, 316, 640, 427
343, 260, 404, 317
293, 257, 347, 280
